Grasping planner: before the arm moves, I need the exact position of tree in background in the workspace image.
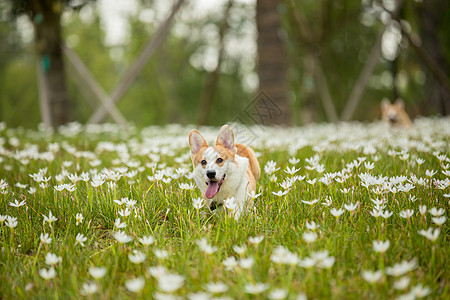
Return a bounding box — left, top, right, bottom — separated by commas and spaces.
256, 0, 292, 125
416, 0, 450, 115
10, 0, 84, 128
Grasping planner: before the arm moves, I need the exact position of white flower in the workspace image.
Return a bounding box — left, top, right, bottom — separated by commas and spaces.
245, 282, 269, 294
316, 256, 335, 269
222, 256, 238, 270
80, 281, 98, 295
364, 161, 375, 170
205, 281, 228, 294
157, 273, 184, 293
192, 198, 205, 210
154, 249, 169, 259
289, 157, 300, 164
187, 292, 211, 300
128, 250, 146, 264
125, 277, 145, 293
40, 233, 52, 244
89, 266, 106, 279
113, 230, 132, 244
418, 227, 440, 241
369, 208, 383, 218
264, 160, 280, 175
138, 235, 155, 246
75, 233, 87, 247
248, 235, 264, 244
411, 283, 431, 298
330, 208, 345, 217
148, 265, 167, 279
425, 169, 437, 177
306, 178, 317, 185
302, 231, 318, 243
419, 205, 427, 215
45, 252, 62, 266
247, 190, 262, 199
372, 240, 390, 253
43, 211, 58, 224
232, 244, 247, 255
5, 216, 18, 228
298, 257, 316, 268
224, 197, 237, 211
361, 270, 383, 283
179, 183, 195, 190
153, 292, 183, 300
429, 207, 445, 216
432, 216, 446, 226
340, 188, 350, 194
196, 238, 217, 254
9, 199, 26, 207
39, 267, 56, 280
301, 199, 319, 205
118, 207, 131, 217
272, 190, 288, 197
284, 166, 301, 175
305, 220, 319, 230
296, 292, 308, 300
344, 202, 358, 211
270, 246, 300, 265
268, 288, 288, 300
113, 199, 124, 206
385, 259, 417, 277
399, 209, 414, 219
370, 198, 385, 206
380, 210, 393, 219
90, 178, 105, 188
239, 257, 254, 269
114, 218, 127, 229
393, 276, 410, 290
416, 158, 425, 165
322, 197, 332, 206
75, 213, 84, 225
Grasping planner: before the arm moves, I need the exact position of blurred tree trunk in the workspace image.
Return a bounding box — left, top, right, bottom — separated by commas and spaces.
418, 0, 450, 115
256, 0, 292, 125
30, 0, 70, 127
197, 0, 232, 125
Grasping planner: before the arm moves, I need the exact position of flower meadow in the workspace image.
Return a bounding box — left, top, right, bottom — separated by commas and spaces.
0, 119, 449, 299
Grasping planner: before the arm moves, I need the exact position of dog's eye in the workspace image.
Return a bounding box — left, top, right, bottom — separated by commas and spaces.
201, 160, 207, 166
216, 158, 223, 164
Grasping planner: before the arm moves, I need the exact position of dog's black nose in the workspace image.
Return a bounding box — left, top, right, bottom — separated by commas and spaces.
206, 170, 216, 179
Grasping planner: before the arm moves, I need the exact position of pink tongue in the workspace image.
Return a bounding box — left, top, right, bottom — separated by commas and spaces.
205, 181, 219, 199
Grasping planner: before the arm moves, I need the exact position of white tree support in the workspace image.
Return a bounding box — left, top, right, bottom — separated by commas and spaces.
88, 0, 186, 124
36, 63, 52, 127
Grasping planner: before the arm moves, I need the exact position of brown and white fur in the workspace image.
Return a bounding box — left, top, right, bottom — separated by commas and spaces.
188, 125, 260, 220
381, 98, 413, 128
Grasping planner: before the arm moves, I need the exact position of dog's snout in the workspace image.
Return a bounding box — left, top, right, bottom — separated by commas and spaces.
206, 170, 216, 179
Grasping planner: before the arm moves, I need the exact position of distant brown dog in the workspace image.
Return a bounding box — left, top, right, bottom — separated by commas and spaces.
381, 98, 412, 128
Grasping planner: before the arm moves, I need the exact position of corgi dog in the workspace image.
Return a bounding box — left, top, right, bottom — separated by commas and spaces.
381, 98, 413, 128
188, 125, 260, 220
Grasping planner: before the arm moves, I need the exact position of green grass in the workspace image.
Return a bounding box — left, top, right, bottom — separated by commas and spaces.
0, 120, 449, 299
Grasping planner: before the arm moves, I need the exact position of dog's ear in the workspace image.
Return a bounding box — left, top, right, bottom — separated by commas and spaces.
216, 125, 236, 154
189, 130, 207, 158
381, 98, 390, 110
394, 98, 405, 109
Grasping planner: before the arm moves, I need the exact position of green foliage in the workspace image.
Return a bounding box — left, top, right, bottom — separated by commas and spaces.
0, 1, 449, 127
0, 120, 449, 298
